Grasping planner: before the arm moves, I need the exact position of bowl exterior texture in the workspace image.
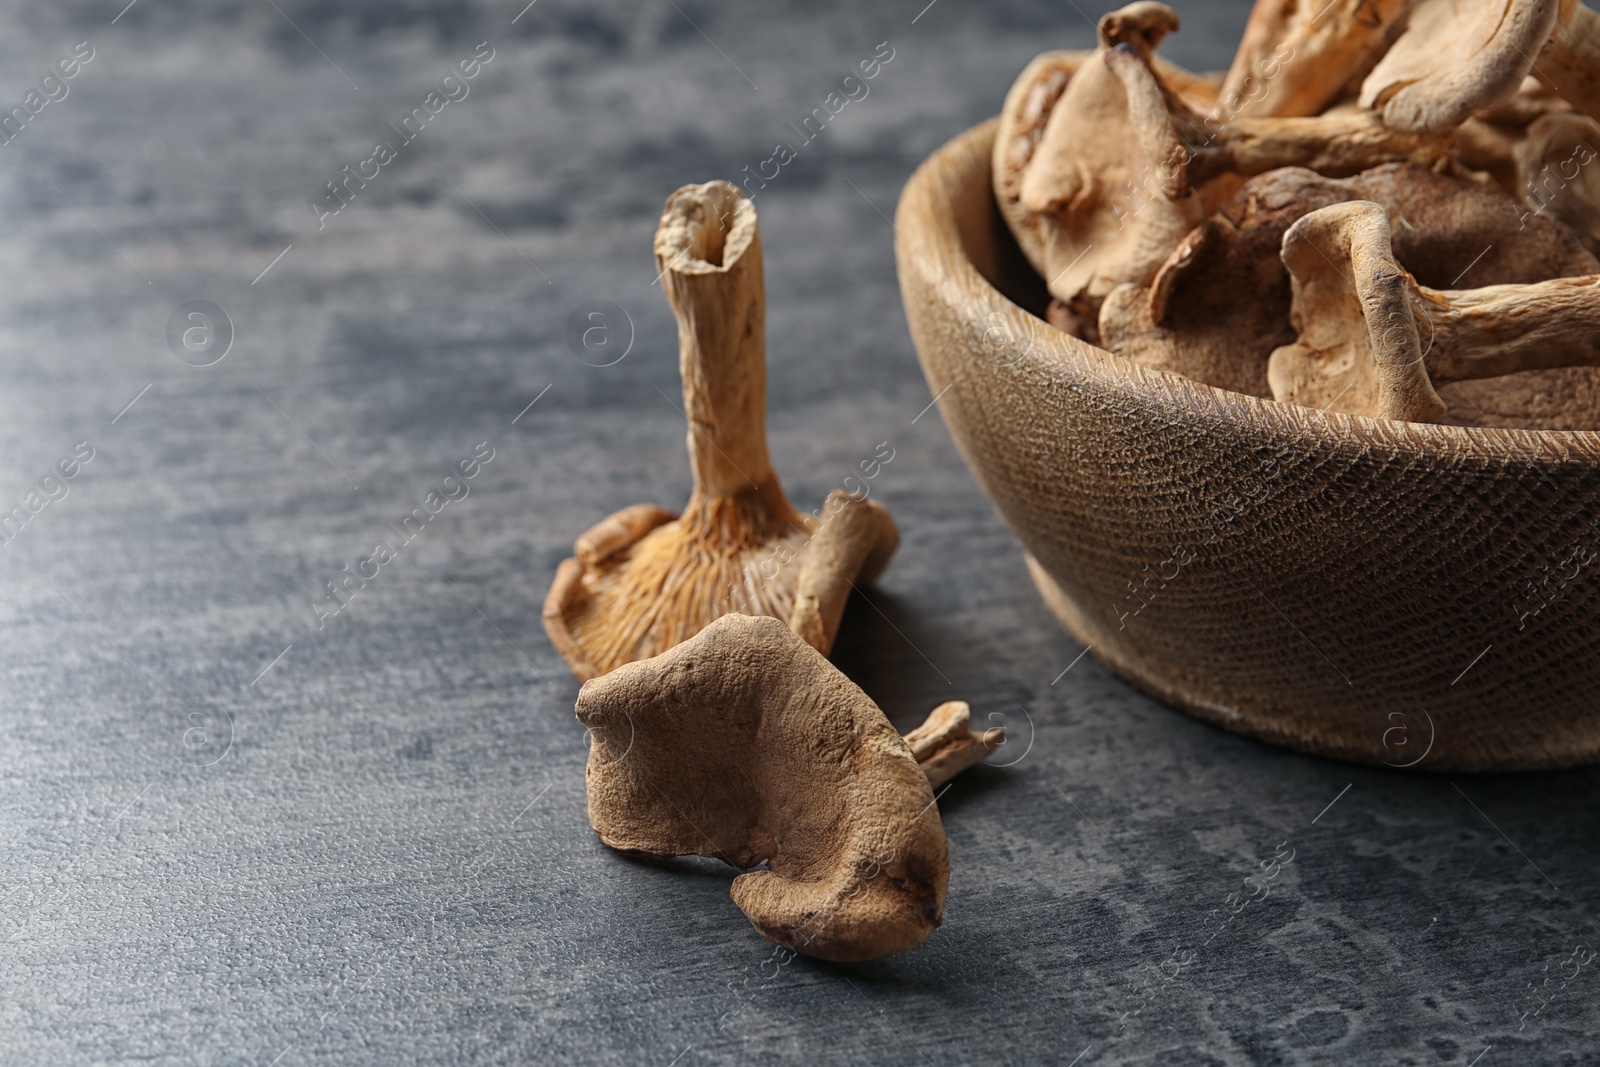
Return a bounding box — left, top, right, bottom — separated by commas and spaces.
895, 120, 1600, 771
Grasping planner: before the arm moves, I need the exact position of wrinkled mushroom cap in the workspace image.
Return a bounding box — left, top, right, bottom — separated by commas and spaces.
577, 614, 948, 962
1359, 0, 1561, 132
999, 4, 1206, 307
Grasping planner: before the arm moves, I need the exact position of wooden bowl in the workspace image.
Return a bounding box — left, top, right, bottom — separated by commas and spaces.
894, 119, 1600, 771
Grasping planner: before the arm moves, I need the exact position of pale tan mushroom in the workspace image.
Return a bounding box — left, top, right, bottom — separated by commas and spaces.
544, 181, 899, 681
997, 4, 1207, 313
1512, 109, 1600, 250
1533, 0, 1600, 123
997, 3, 1448, 312
1217, 0, 1411, 119
902, 701, 1002, 788
576, 613, 953, 962
1360, 0, 1561, 132
1455, 77, 1575, 195
1269, 200, 1600, 420
1099, 160, 1597, 396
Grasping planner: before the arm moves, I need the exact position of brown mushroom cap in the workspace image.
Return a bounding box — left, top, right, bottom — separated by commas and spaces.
1359, 0, 1561, 132
543, 182, 899, 681
577, 613, 949, 962
1217, 0, 1410, 119
1001, 6, 1206, 309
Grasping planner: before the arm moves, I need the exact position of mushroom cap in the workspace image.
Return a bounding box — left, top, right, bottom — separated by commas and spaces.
1216, 0, 1411, 119
1003, 6, 1206, 307
1512, 109, 1600, 253
1269, 200, 1449, 421
544, 488, 898, 681
576, 613, 949, 962
1360, 0, 1561, 132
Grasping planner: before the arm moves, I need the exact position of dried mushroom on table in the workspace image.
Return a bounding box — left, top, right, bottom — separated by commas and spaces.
547, 183, 1002, 962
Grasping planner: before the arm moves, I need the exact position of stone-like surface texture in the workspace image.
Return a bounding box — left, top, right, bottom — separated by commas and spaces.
0, 1, 1594, 1064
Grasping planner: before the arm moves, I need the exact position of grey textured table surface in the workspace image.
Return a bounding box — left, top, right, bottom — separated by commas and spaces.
3, 1, 1598, 1064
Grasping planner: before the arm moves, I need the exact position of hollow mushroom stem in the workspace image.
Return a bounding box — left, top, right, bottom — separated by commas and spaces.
656, 182, 785, 505
543, 182, 899, 681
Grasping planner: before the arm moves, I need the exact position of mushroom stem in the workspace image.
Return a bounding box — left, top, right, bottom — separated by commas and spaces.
655, 182, 786, 506
1192, 112, 1448, 184
1413, 275, 1600, 381
1108, 45, 1449, 195
1270, 200, 1600, 420
544, 181, 900, 680
902, 701, 1003, 788
1538, 2, 1600, 123
1360, 0, 1560, 132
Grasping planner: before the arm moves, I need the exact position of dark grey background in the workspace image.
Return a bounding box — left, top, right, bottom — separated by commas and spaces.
2, 1, 1596, 1064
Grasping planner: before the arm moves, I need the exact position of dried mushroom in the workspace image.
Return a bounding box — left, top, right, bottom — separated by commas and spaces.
1269, 200, 1600, 419
544, 181, 899, 681
1455, 82, 1569, 199
996, 4, 1206, 316
577, 613, 953, 962
996, 2, 1446, 317
1512, 110, 1600, 251
1098, 160, 1598, 396
1534, 0, 1600, 123
1216, 0, 1409, 119
1360, 0, 1560, 132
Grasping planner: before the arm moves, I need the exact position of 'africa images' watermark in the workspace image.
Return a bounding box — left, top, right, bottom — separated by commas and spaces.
311, 441, 495, 628
733, 41, 895, 203
1, 441, 97, 548
310, 42, 496, 230
0, 41, 95, 150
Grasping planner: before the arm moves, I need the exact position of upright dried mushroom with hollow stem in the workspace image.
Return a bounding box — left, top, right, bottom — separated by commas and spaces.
994, 2, 1448, 328
1269, 200, 1600, 420
544, 181, 899, 681
577, 613, 963, 962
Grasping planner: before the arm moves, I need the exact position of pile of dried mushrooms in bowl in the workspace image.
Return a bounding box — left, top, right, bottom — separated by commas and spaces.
894, 0, 1600, 774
